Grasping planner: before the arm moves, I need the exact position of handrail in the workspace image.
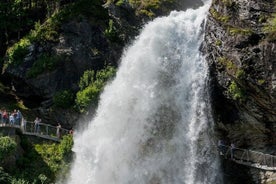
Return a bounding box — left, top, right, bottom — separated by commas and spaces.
218, 145, 276, 171
0, 117, 70, 142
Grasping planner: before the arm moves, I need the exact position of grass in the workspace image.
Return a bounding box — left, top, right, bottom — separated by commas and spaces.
228, 27, 253, 36
210, 8, 230, 23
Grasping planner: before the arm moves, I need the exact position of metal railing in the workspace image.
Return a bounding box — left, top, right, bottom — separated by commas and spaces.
219, 145, 276, 171
0, 118, 70, 142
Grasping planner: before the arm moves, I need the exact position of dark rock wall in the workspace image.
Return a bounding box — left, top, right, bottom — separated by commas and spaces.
203, 0, 275, 147
203, 0, 276, 183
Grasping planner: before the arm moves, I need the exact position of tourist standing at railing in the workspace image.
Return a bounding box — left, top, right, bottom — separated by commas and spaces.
218, 140, 225, 155
16, 110, 22, 126
21, 118, 27, 132
230, 143, 235, 160
9, 113, 15, 126
34, 117, 40, 133
57, 123, 62, 138
2, 110, 8, 124
12, 109, 17, 125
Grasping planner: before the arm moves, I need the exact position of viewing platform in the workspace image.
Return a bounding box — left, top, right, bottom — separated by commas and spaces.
219, 145, 276, 171
0, 121, 70, 142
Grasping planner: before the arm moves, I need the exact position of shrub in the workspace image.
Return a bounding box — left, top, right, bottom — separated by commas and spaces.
0, 137, 17, 161
128, 0, 174, 17
210, 8, 230, 23
5, 38, 31, 68
53, 90, 74, 108
75, 85, 101, 112
263, 13, 276, 41
79, 70, 95, 90
104, 19, 118, 42
228, 27, 253, 36
228, 81, 245, 101
0, 167, 11, 183
30, 20, 59, 42
13, 135, 73, 183
75, 66, 116, 112
34, 135, 73, 175
26, 54, 64, 78
236, 69, 246, 79
58, 135, 73, 157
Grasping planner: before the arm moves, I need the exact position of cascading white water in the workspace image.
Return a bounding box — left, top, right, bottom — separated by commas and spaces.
66, 1, 221, 184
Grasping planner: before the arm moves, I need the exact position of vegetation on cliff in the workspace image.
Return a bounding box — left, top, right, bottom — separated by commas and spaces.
205, 0, 276, 151
75, 66, 116, 112
0, 134, 73, 184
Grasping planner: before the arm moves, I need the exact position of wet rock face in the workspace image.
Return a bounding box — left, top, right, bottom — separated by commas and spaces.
203, 0, 276, 183
203, 0, 276, 142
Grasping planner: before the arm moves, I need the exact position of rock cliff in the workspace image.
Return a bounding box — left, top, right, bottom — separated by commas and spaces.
0, 0, 202, 125
203, 0, 276, 183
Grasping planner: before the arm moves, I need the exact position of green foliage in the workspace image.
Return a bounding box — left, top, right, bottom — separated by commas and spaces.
11, 178, 31, 184
6, 37, 31, 67
53, 90, 74, 108
26, 54, 64, 78
94, 66, 117, 88
0, 136, 17, 161
215, 40, 222, 46
58, 135, 74, 157
104, 19, 118, 42
263, 13, 276, 41
236, 69, 246, 79
75, 66, 116, 112
34, 135, 73, 174
34, 143, 61, 173
38, 174, 47, 184
228, 27, 253, 36
257, 79, 265, 85
30, 20, 59, 42
127, 0, 174, 17
218, 57, 236, 72
222, 0, 232, 6
76, 85, 100, 112
10, 135, 73, 183
115, 0, 125, 6
0, 167, 11, 183
228, 81, 245, 101
79, 70, 95, 90
210, 8, 230, 23
222, 0, 238, 10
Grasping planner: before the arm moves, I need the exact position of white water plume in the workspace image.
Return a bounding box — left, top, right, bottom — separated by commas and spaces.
66, 1, 221, 184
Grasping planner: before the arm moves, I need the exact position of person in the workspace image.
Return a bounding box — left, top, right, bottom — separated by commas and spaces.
21, 118, 27, 132
9, 113, 15, 126
230, 143, 235, 160
34, 117, 40, 133
57, 123, 62, 138
13, 109, 17, 125
69, 128, 74, 135
16, 110, 22, 125
2, 110, 8, 124
218, 140, 224, 155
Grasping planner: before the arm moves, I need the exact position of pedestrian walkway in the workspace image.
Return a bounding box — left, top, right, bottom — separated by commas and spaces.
0, 121, 69, 142
219, 145, 276, 171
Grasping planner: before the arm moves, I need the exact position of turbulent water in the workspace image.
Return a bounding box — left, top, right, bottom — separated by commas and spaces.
66, 1, 221, 184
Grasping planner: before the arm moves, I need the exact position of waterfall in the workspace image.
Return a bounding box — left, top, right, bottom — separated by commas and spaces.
66, 1, 221, 184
